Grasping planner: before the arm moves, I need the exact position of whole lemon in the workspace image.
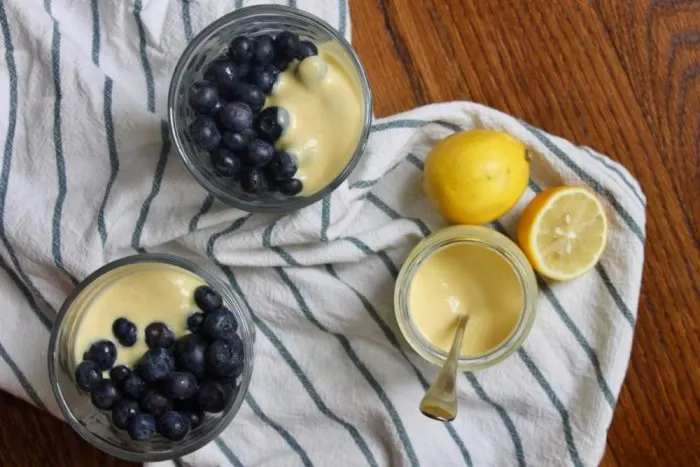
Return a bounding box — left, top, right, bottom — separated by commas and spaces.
423, 130, 529, 225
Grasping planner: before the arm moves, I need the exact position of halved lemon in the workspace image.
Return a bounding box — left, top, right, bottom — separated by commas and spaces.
517, 186, 608, 281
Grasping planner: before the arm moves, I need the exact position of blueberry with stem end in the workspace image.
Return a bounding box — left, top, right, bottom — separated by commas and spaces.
91, 379, 121, 410
157, 411, 191, 441
84, 340, 117, 371
194, 285, 223, 312
112, 317, 137, 347
144, 322, 175, 349
137, 347, 174, 382
112, 399, 140, 429
202, 309, 238, 342
128, 413, 156, 440
189, 116, 221, 151
268, 151, 298, 181
229, 36, 254, 63
123, 373, 146, 399
187, 80, 219, 114
74, 361, 103, 392
109, 365, 131, 388
255, 106, 288, 143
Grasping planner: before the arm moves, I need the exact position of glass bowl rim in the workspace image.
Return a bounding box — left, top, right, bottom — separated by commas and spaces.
47, 253, 255, 462
394, 225, 538, 371
167, 4, 373, 213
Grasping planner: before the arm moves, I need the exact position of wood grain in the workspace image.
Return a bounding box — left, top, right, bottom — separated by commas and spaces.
1, 1, 698, 465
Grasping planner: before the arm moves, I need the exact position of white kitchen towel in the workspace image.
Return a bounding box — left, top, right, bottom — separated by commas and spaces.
0, 0, 646, 466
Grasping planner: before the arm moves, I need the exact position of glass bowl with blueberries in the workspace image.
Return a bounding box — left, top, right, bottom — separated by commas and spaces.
47, 254, 255, 462
168, 5, 372, 213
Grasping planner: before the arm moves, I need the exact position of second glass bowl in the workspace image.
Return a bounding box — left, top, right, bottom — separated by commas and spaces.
395, 226, 538, 371
47, 254, 255, 462
168, 5, 373, 214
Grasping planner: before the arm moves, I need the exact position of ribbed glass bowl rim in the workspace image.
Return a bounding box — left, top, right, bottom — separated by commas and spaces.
394, 225, 538, 371
47, 253, 255, 462
167, 5, 373, 213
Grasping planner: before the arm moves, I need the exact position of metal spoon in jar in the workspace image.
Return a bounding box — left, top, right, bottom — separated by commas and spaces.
419, 314, 470, 421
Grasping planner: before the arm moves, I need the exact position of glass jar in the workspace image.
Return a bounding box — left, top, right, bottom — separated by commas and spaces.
47, 254, 255, 462
168, 5, 373, 213
394, 225, 538, 371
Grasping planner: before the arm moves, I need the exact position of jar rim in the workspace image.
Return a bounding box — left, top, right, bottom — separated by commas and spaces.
394, 225, 538, 371
47, 253, 255, 461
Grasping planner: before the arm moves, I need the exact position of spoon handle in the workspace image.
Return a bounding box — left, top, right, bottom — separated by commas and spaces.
419, 315, 470, 421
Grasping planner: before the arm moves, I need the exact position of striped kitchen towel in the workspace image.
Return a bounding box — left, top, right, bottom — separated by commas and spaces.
0, 0, 646, 466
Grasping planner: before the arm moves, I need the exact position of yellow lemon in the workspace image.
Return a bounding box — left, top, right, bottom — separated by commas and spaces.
423, 130, 529, 225
517, 186, 608, 281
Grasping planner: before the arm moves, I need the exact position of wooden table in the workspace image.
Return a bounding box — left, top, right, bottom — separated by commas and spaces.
1, 1, 698, 465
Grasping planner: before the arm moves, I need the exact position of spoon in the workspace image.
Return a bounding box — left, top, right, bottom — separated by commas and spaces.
419, 314, 470, 421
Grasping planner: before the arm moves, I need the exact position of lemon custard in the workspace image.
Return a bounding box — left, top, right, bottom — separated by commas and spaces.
409, 242, 524, 356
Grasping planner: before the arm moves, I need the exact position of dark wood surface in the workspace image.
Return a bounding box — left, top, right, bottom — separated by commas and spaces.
1, 1, 698, 466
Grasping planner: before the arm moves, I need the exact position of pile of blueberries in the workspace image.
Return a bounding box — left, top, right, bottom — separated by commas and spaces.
187, 31, 319, 197
74, 285, 244, 442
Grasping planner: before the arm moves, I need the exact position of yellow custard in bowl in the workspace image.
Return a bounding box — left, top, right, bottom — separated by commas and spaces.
395, 226, 538, 370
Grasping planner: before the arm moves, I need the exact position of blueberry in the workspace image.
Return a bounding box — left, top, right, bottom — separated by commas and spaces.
204, 58, 240, 85
123, 372, 146, 399
128, 413, 156, 441
197, 381, 230, 413
91, 379, 121, 410
246, 139, 275, 167
218, 102, 253, 132
139, 388, 172, 417
112, 399, 140, 429
273, 56, 291, 72
202, 309, 238, 342
206, 339, 243, 379
229, 36, 254, 63
264, 170, 279, 193
145, 322, 176, 349
183, 409, 204, 429
157, 411, 191, 441
163, 371, 199, 400
109, 365, 131, 388
74, 361, 103, 391
279, 178, 303, 196
253, 34, 275, 63
175, 334, 208, 380
234, 83, 266, 113
222, 129, 255, 154
210, 148, 242, 177
296, 40, 318, 60
187, 80, 219, 114
194, 285, 223, 312
269, 151, 298, 181
137, 347, 174, 382
274, 31, 300, 59
255, 107, 288, 142
240, 167, 265, 194
112, 318, 137, 347
248, 64, 278, 94
189, 116, 221, 151
84, 340, 117, 371
206, 99, 224, 118
187, 312, 205, 333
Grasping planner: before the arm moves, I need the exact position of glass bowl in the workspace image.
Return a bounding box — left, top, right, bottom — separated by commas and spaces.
168, 5, 373, 213
47, 254, 255, 462
394, 225, 538, 371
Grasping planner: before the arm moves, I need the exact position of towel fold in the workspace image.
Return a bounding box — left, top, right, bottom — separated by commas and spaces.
0, 1, 645, 466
